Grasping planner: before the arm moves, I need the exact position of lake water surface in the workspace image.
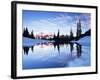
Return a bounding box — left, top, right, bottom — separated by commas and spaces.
22, 42, 90, 69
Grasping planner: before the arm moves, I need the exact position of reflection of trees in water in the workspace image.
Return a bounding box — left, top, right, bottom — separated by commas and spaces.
76, 43, 82, 58
23, 42, 82, 58
53, 42, 69, 54
70, 43, 74, 54
31, 46, 34, 52
69, 43, 82, 58
23, 47, 29, 55
53, 42, 61, 54
23, 46, 34, 55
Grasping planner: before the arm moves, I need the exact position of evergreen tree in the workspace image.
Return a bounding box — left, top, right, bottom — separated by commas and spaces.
23, 28, 26, 37
70, 29, 73, 40
25, 27, 29, 37
23, 27, 29, 38
65, 34, 69, 41
30, 30, 35, 39
76, 19, 82, 37
57, 29, 60, 39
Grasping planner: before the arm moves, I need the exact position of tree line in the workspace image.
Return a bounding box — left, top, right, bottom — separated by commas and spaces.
23, 27, 75, 42
23, 27, 90, 42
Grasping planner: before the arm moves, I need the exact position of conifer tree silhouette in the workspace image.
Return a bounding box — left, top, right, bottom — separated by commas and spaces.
70, 29, 73, 40
30, 30, 35, 39
23, 27, 30, 38
57, 29, 60, 39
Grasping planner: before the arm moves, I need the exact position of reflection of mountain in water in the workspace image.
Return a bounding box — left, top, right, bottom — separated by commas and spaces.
23, 42, 82, 58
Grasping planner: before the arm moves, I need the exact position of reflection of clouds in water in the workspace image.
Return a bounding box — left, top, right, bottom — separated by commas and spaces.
23, 42, 82, 58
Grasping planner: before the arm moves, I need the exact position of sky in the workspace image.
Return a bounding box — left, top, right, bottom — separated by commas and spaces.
22, 10, 91, 36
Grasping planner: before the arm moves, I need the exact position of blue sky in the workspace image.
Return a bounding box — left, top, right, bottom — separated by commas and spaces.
22, 10, 91, 36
